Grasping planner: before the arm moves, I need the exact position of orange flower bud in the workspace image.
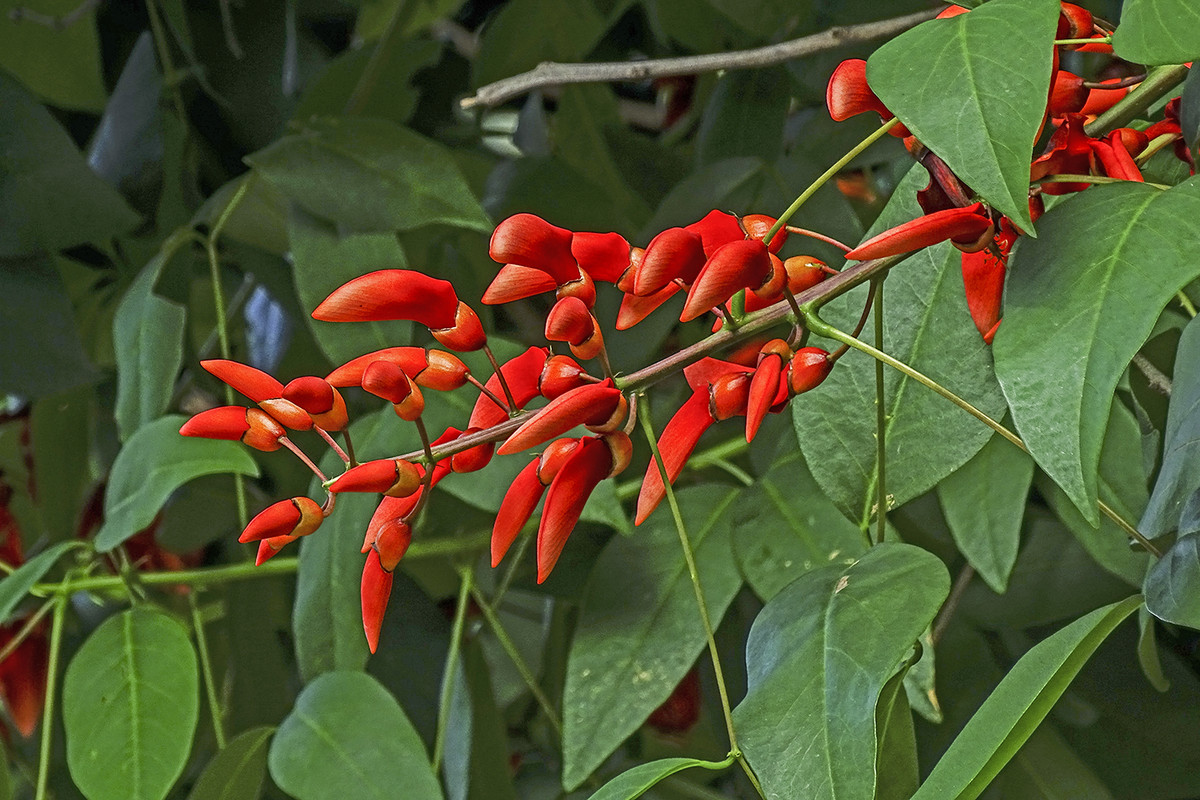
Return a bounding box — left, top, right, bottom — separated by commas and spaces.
312, 269, 460, 330
330, 459, 423, 497
740, 214, 787, 253
239, 497, 324, 543
179, 406, 286, 452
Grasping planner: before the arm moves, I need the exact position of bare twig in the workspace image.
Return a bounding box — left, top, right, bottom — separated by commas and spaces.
8, 0, 100, 29
1133, 353, 1171, 396
461, 9, 938, 109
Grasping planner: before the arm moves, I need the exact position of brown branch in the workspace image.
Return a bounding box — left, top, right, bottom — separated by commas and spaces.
460, 9, 938, 109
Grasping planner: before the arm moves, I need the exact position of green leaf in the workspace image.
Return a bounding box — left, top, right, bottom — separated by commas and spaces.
0, 1, 106, 111
586, 756, 733, 800
288, 205, 414, 366
114, 248, 187, 441
1142, 314, 1200, 537
561, 486, 743, 790
866, 0, 1060, 231
994, 178, 1200, 525
472, 0, 607, 88
795, 167, 1007, 527
695, 67, 790, 168
994, 725, 1115, 800
875, 670, 919, 800
732, 543, 949, 800
268, 671, 444, 800
0, 541, 79, 622
0, 71, 138, 256
1136, 606, 1170, 692
245, 117, 490, 235
1113, 0, 1200, 65
31, 386, 92, 540
1144, 530, 1200, 627
63, 607, 200, 800
732, 440, 866, 600
911, 595, 1142, 800
939, 432, 1033, 593
186, 726, 274, 800
95, 416, 260, 551
0, 256, 99, 398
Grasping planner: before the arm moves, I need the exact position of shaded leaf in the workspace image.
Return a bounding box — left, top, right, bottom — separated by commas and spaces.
993, 725, 1115, 800
0, 0, 106, 111
1136, 607, 1170, 692
733, 544, 949, 800
0, 72, 137, 256
1113, 0, 1200, 65
0, 541, 80, 623
911, 596, 1141, 800
268, 671, 443, 800
95, 416, 260, 551
1144, 530, 1200, 627
586, 756, 733, 800
246, 117, 489, 235
1142, 314, 1200, 538
867, 0, 1060, 231
938, 431, 1033, 593
995, 178, 1200, 525
63, 607, 200, 800
875, 669, 919, 800
561, 486, 743, 790
472, 0, 607, 88
186, 726, 274, 800
695, 67, 790, 167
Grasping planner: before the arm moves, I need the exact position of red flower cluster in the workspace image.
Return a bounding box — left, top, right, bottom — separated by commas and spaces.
827, 2, 1194, 343
180, 207, 841, 651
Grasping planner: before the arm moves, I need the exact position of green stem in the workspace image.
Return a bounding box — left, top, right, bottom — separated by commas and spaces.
873, 279, 887, 545
738, 757, 767, 798
637, 395, 740, 754
469, 586, 563, 740
189, 593, 227, 750
764, 117, 900, 245
34, 593, 67, 800
143, 0, 188, 121
803, 311, 1162, 557
1177, 291, 1198, 318
432, 568, 473, 772
1037, 174, 1170, 190
0, 598, 55, 664
708, 459, 754, 487
1086, 64, 1191, 137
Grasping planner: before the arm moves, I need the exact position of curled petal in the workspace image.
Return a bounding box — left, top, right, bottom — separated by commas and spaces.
681, 239, 772, 322
633, 227, 707, 297
239, 497, 323, 543
746, 352, 786, 442
492, 459, 546, 567
312, 270, 460, 330
256, 534, 300, 566
430, 301, 487, 352
1058, 2, 1093, 39
468, 347, 550, 430
683, 210, 745, 258
361, 549, 394, 653
483, 264, 558, 305
538, 437, 611, 583
330, 459, 422, 497
489, 213, 579, 284
180, 407, 285, 452
201, 359, 283, 403
615, 283, 680, 330
283, 377, 348, 431
498, 381, 625, 455
372, 519, 412, 572
788, 348, 833, 395
843, 204, 992, 260
635, 391, 714, 525
571, 231, 631, 283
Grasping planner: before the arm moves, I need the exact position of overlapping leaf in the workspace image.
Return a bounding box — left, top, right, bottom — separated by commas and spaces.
1113, 0, 1200, 65
994, 177, 1200, 525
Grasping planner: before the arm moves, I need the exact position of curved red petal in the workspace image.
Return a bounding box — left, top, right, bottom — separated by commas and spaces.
538, 438, 610, 582
239, 497, 322, 543
571, 231, 631, 283
482, 264, 558, 305
312, 270, 460, 329
201, 359, 284, 403
843, 204, 991, 261
745, 356, 783, 442
497, 382, 623, 455
325, 347, 431, 388
683, 210, 744, 258
179, 406, 250, 440
615, 283, 680, 330
467, 346, 550, 430
492, 459, 546, 567
489, 213, 579, 285
681, 239, 771, 322
361, 549, 394, 653
633, 227, 707, 297
635, 391, 715, 525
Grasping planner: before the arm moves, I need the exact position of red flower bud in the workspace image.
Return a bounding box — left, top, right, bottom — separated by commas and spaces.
372, 519, 412, 572
826, 59, 909, 136
545, 297, 604, 360
430, 301, 487, 352
681, 239, 772, 322
492, 459, 548, 567
362, 361, 425, 420
497, 381, 626, 455
330, 459, 423, 497
312, 269, 460, 330
489, 213, 579, 285
282, 377, 349, 431
450, 429, 494, 474
327, 347, 469, 392
361, 549, 394, 653
239, 497, 324, 543
180, 406, 286, 452
633, 227, 707, 297
538, 436, 614, 583
539, 355, 593, 400
1048, 70, 1088, 116
788, 348, 833, 395
746, 340, 791, 441
709, 372, 751, 421
201, 360, 311, 429
843, 203, 993, 260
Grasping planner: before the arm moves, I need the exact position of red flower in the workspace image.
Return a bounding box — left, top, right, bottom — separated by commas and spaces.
843, 204, 993, 261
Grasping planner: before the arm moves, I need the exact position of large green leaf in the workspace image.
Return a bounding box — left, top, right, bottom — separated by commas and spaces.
288, 205, 414, 366
0, 541, 80, 622
732, 543, 949, 800
994, 178, 1200, 525
586, 757, 733, 800
912, 595, 1141, 800
938, 432, 1032, 593
1142, 314, 1200, 538
114, 248, 186, 442
795, 168, 1007, 527
1144, 531, 1200, 627
0, 0, 107, 111
186, 726, 274, 800
472, 0, 607, 88
268, 671, 443, 800
866, 0, 1059, 232
63, 607, 200, 800
561, 486, 743, 791
732, 439, 866, 601
245, 117, 489, 235
1113, 0, 1200, 65
95, 416, 260, 551
0, 71, 137, 256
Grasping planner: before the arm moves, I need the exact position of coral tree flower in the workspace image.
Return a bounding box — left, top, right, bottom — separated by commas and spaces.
179, 406, 286, 451
497, 380, 627, 455
843, 203, 993, 261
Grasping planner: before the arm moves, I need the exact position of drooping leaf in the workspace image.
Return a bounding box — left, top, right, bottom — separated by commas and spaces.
911, 595, 1141, 800
0, 71, 138, 256
0, 541, 80, 623
186, 726, 274, 800
1113, 0, 1200, 65
95, 415, 260, 551
268, 671, 443, 800
63, 607, 200, 800
561, 486, 743, 790
86, 34, 163, 199
993, 725, 1116, 800
586, 756, 734, 800
938, 431, 1033, 593
1136, 606, 1170, 692
994, 178, 1200, 525
795, 167, 1007, 527
114, 247, 186, 441
866, 0, 1060, 232
1142, 314, 1200, 538
875, 669, 919, 800
245, 117, 490, 235
0, 0, 107, 111
731, 544, 948, 800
